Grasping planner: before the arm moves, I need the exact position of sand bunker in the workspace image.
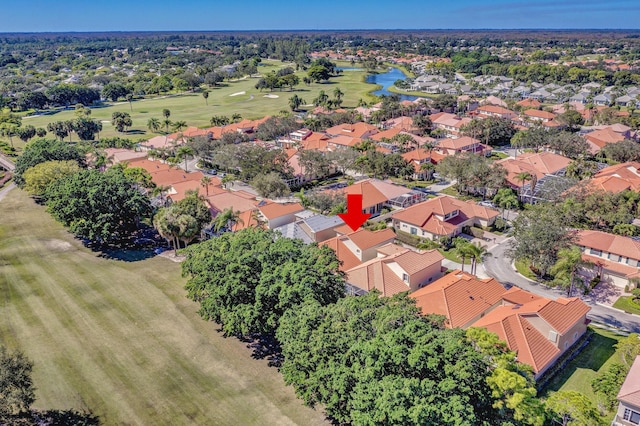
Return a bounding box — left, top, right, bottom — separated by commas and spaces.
229, 91, 246, 97
263, 94, 279, 99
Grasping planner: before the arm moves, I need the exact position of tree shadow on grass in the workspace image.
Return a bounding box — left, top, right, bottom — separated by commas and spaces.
4, 409, 100, 425
239, 334, 283, 368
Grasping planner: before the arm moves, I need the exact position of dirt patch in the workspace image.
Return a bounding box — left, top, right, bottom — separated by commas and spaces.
42, 239, 73, 252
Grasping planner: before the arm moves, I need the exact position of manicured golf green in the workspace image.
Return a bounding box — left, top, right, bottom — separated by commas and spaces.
14, 60, 379, 151
0, 188, 327, 425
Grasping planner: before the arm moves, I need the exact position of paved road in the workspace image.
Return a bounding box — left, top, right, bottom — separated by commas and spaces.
0, 154, 15, 171
482, 238, 640, 333
0, 182, 15, 202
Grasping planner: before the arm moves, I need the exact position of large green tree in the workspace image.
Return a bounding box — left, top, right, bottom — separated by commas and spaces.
182, 228, 345, 337
544, 390, 601, 426
44, 168, 152, 242
22, 160, 82, 197
0, 346, 35, 418
277, 292, 496, 425
13, 138, 85, 186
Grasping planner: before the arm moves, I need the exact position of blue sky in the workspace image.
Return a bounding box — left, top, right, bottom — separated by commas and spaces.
1, 0, 638, 32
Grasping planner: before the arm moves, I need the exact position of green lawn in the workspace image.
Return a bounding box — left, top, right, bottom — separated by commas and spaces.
514, 258, 538, 281
7, 60, 380, 152
0, 188, 327, 425
540, 327, 625, 422
613, 296, 640, 315
437, 248, 472, 265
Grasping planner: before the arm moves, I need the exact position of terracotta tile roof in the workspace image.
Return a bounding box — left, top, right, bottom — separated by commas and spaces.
104, 148, 147, 163
125, 158, 171, 174
513, 152, 571, 175
325, 122, 378, 139
618, 355, 640, 406
478, 314, 561, 374
205, 192, 259, 215
501, 287, 543, 305
577, 229, 640, 261
523, 109, 557, 120
141, 135, 178, 149
587, 176, 635, 193
517, 99, 542, 108
376, 243, 407, 256
320, 236, 363, 272
482, 96, 507, 107
391, 195, 499, 235
347, 228, 396, 251
341, 178, 411, 209
347, 248, 443, 297
370, 127, 403, 141
584, 128, 626, 149
412, 270, 506, 328
231, 209, 260, 232
328, 135, 362, 148
258, 202, 304, 220
477, 105, 516, 116
168, 126, 211, 139
402, 148, 432, 163
169, 179, 224, 202
149, 169, 204, 187
300, 132, 330, 151
437, 136, 480, 150
384, 116, 417, 131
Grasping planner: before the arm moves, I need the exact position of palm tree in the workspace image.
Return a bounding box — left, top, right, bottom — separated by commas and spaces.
550, 246, 593, 297
202, 90, 210, 105
231, 113, 242, 123
467, 242, 490, 275
221, 174, 235, 190
173, 120, 187, 134
162, 118, 172, 134
453, 238, 473, 273
176, 146, 194, 172
152, 184, 171, 206
200, 175, 212, 196
162, 108, 171, 119
493, 188, 519, 221
213, 208, 243, 233
515, 172, 531, 202
147, 118, 161, 133
126, 93, 133, 112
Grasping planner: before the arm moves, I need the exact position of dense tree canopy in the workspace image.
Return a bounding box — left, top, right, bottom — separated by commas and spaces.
44, 168, 152, 242
277, 292, 497, 425
182, 228, 345, 337
22, 160, 82, 197
13, 138, 85, 186
0, 346, 35, 418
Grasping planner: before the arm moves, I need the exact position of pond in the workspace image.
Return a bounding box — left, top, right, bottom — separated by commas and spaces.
366, 67, 418, 101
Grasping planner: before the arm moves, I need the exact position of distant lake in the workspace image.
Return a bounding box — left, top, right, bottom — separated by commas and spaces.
366, 67, 417, 101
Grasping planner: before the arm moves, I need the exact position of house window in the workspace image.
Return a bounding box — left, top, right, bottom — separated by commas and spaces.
410, 227, 417, 235
573, 332, 579, 341
623, 408, 640, 424
402, 273, 409, 283
589, 248, 602, 256
564, 341, 569, 349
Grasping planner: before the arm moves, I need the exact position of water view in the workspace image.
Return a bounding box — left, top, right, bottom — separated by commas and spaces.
365, 67, 418, 101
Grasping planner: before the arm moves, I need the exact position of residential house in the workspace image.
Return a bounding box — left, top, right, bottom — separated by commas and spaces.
412, 271, 506, 328
476, 105, 517, 120
402, 148, 434, 180
569, 92, 590, 104
346, 245, 445, 296
516, 99, 542, 109
435, 136, 492, 157
325, 122, 378, 140
583, 127, 627, 155
340, 178, 425, 215
257, 202, 305, 229
522, 109, 557, 123
391, 195, 499, 241
472, 287, 590, 378
612, 356, 640, 426
576, 229, 640, 289
593, 93, 613, 106
273, 210, 345, 243
587, 162, 640, 193
430, 112, 472, 138
103, 148, 147, 164
320, 228, 397, 271
498, 152, 571, 192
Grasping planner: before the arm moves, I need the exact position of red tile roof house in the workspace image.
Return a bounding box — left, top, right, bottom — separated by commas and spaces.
320, 228, 397, 272
346, 247, 445, 296
583, 127, 627, 155
435, 136, 492, 157
497, 152, 572, 195
430, 112, 473, 138
401, 148, 435, 180
257, 202, 305, 229
391, 195, 499, 241
576, 229, 640, 289
587, 162, 640, 194
522, 109, 557, 124
339, 178, 426, 215
412, 273, 591, 379
613, 355, 640, 426
476, 105, 518, 120
325, 122, 379, 140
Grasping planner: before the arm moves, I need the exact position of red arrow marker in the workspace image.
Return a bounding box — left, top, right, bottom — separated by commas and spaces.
338, 194, 371, 231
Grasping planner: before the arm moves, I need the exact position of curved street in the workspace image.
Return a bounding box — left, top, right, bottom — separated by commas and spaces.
482, 237, 640, 333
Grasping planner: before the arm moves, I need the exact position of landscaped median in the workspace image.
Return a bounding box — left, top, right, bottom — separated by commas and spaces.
613, 295, 640, 315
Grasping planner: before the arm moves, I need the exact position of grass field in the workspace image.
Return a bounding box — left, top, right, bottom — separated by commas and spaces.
0, 188, 328, 425
8, 60, 379, 152
540, 327, 625, 421
613, 296, 640, 315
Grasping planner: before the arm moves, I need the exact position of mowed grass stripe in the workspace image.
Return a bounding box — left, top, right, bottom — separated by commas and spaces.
0, 189, 326, 426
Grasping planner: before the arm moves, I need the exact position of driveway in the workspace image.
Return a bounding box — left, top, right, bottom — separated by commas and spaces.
482, 237, 640, 333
